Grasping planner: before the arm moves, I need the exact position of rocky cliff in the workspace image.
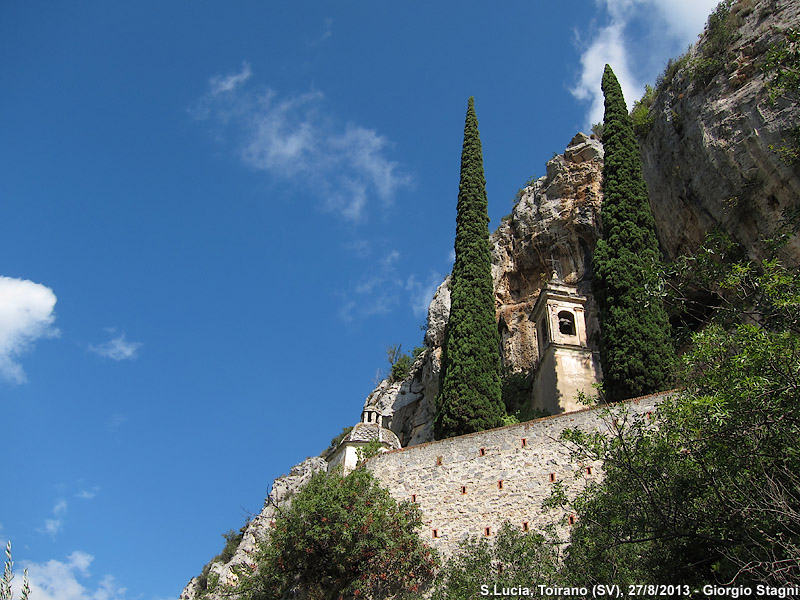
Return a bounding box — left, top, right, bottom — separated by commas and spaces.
639, 0, 800, 264
372, 132, 606, 448
181, 1, 800, 597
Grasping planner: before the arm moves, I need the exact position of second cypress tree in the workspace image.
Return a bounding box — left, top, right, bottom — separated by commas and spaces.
434, 97, 505, 440
592, 65, 675, 402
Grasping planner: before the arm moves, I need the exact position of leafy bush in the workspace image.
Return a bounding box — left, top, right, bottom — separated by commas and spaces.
500, 369, 550, 424
218, 528, 245, 564
355, 438, 384, 464
512, 174, 539, 203
655, 50, 691, 92
387, 344, 425, 383
321, 426, 353, 456
690, 0, 738, 86
431, 523, 559, 600
196, 522, 249, 596
630, 84, 656, 136
244, 468, 438, 600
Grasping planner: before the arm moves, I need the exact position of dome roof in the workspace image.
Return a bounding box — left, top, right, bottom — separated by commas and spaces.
341, 422, 401, 450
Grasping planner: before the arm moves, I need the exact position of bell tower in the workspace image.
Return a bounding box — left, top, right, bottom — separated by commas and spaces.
530, 280, 601, 414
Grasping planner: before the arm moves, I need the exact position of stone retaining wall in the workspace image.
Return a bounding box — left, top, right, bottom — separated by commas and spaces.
366, 393, 667, 555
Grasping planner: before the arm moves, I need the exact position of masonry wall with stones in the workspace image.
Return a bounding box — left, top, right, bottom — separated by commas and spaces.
366, 393, 665, 556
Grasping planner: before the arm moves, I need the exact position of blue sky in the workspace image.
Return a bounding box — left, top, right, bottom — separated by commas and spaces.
2, 2, 717, 598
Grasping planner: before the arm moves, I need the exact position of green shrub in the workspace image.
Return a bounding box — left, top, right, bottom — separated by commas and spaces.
690, 0, 738, 86
195, 521, 251, 596
513, 174, 539, 203
630, 84, 656, 136
431, 523, 559, 600
500, 368, 550, 423
218, 528, 244, 564
655, 50, 691, 92
387, 344, 425, 383
355, 438, 384, 463
321, 426, 353, 456
245, 468, 438, 600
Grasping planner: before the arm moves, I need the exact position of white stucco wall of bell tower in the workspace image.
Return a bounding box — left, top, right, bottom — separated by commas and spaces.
530, 281, 602, 414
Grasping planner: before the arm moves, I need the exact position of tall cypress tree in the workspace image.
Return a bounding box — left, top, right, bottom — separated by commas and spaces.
434, 97, 505, 440
593, 65, 675, 402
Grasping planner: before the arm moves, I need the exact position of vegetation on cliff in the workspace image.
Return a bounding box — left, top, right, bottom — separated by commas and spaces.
242, 467, 438, 600
592, 64, 675, 402
434, 97, 505, 439
764, 26, 800, 164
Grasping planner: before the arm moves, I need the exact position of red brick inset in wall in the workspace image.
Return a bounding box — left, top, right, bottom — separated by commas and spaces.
484, 527, 491, 536
521, 438, 527, 447
432, 529, 439, 538
549, 473, 556, 482
411, 494, 417, 502
568, 515, 576, 525
461, 486, 467, 495
586, 466, 593, 475
436, 456, 443, 466
479, 447, 486, 456
497, 480, 504, 490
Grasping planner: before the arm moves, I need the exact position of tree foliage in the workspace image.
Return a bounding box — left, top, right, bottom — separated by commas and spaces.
559, 231, 800, 590
431, 523, 560, 600
689, 0, 738, 86
386, 344, 425, 383
435, 97, 505, 439
244, 467, 438, 600
592, 64, 675, 402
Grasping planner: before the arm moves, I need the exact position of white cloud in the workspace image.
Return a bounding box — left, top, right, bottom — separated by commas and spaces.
338, 246, 445, 323
89, 330, 142, 361
0, 276, 58, 384
38, 499, 67, 537
192, 65, 411, 222
309, 17, 333, 46
53, 500, 67, 516
406, 273, 444, 319
337, 249, 406, 322
572, 0, 719, 127
76, 487, 99, 500
209, 61, 252, 96
15, 551, 128, 600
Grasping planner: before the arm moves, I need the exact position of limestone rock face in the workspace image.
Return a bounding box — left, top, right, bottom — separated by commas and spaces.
493, 132, 604, 372
639, 0, 800, 264
179, 457, 327, 600
375, 132, 605, 447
